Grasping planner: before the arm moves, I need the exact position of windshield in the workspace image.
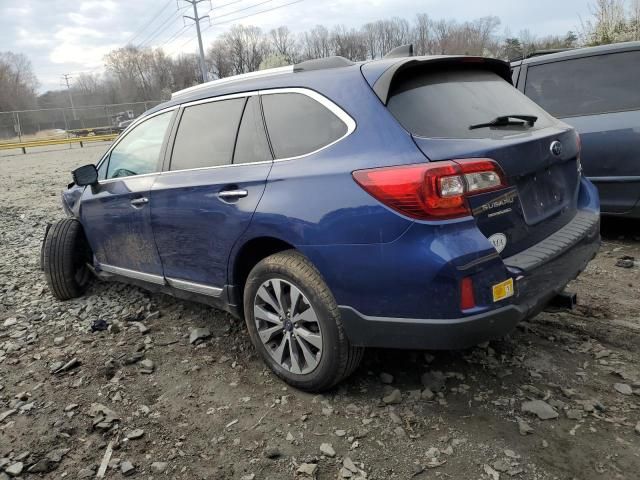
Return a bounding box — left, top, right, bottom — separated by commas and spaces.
387, 68, 555, 139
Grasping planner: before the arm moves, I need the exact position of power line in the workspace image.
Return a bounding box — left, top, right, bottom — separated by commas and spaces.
208, 0, 304, 28
176, 0, 303, 51
137, 8, 184, 48
124, 0, 174, 45
213, 0, 274, 21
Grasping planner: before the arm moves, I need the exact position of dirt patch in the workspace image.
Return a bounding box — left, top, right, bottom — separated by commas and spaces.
1, 147, 640, 479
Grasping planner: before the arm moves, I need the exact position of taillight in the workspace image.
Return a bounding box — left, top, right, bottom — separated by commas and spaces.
352, 158, 507, 220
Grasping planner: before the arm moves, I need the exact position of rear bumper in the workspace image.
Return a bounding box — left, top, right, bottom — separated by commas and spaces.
339, 209, 600, 350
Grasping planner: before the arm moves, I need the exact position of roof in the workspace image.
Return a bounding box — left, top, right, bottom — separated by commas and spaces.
146, 53, 510, 115
511, 40, 640, 66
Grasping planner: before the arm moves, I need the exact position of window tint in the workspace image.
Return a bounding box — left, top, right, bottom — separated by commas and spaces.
525, 51, 640, 117
387, 69, 554, 139
170, 98, 246, 170
233, 96, 272, 164
261, 93, 348, 158
106, 111, 173, 179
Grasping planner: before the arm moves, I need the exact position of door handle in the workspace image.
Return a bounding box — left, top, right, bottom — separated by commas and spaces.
218, 189, 248, 201
130, 197, 149, 207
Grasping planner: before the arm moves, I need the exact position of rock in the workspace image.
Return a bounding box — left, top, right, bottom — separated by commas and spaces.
5, 462, 23, 477
382, 389, 402, 405
151, 461, 168, 473
379, 372, 394, 384
421, 371, 446, 391
521, 400, 558, 420
297, 463, 318, 476
140, 359, 155, 374
635, 422, 640, 435
240, 475, 255, 480
343, 457, 358, 473
3, 318, 17, 327
77, 468, 95, 478
53, 336, 65, 345
0, 409, 17, 422
483, 464, 500, 480
126, 428, 144, 440
320, 442, 336, 457
120, 460, 135, 476
614, 383, 633, 395
51, 357, 80, 374
286, 432, 295, 442
189, 327, 211, 345
131, 322, 150, 334
335, 429, 346, 437
421, 388, 435, 400
566, 409, 583, 420
517, 418, 534, 435
615, 256, 635, 268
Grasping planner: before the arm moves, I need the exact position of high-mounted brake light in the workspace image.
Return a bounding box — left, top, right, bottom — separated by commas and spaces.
352, 158, 507, 220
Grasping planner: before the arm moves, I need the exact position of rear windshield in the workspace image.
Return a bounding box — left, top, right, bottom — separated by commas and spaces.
387, 68, 555, 139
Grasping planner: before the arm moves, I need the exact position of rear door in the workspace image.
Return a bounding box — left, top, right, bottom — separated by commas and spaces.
150, 94, 273, 293
80, 110, 175, 277
523, 50, 640, 214
385, 66, 581, 258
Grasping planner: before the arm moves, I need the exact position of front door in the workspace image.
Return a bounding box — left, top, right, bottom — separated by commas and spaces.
151, 95, 273, 291
80, 110, 175, 278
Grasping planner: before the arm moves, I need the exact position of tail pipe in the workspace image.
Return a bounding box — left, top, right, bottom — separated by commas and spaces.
550, 290, 577, 310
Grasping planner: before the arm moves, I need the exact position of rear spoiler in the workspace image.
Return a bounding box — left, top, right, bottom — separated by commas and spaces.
363, 56, 512, 105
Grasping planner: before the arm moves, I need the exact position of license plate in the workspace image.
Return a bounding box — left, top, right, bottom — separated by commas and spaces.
492, 278, 514, 302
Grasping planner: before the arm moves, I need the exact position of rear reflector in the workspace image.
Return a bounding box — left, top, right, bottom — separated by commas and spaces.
460, 277, 476, 310
352, 158, 506, 220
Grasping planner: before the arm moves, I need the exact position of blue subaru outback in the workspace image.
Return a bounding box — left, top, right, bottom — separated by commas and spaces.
42, 51, 600, 391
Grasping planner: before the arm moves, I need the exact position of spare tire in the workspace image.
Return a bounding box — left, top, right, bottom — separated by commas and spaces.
42, 218, 92, 300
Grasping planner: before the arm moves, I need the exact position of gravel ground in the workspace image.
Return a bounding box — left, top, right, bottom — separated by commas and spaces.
1, 145, 640, 479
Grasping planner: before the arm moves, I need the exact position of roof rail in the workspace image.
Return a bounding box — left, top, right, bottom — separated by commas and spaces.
293, 56, 355, 73
384, 44, 414, 59
171, 65, 293, 100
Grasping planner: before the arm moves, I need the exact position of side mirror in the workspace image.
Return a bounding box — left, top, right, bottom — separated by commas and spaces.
72, 164, 98, 186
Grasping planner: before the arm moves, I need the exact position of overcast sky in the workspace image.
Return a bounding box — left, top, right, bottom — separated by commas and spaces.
1, 0, 593, 92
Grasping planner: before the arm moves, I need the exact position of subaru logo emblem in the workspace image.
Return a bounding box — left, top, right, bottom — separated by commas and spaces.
550, 141, 563, 157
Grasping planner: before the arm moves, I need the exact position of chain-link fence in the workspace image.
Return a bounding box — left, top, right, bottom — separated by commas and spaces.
0, 101, 162, 144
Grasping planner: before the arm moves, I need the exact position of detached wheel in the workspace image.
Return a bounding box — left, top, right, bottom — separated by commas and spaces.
243, 250, 363, 392
42, 218, 92, 300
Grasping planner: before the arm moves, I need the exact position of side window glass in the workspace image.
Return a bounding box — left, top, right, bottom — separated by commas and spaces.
106, 111, 173, 179
97, 157, 108, 180
511, 66, 520, 86
525, 51, 640, 117
261, 92, 348, 159
170, 98, 246, 170
233, 96, 273, 164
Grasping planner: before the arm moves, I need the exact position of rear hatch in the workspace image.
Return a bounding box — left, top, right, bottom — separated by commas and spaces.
372, 59, 581, 258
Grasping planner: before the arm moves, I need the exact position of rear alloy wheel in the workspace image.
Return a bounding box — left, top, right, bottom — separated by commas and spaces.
254, 278, 323, 374
243, 250, 363, 392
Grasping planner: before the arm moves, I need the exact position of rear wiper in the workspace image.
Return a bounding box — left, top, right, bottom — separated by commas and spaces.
469, 115, 538, 130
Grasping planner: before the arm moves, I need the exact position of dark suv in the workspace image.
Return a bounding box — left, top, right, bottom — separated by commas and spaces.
42, 52, 600, 391
512, 41, 640, 217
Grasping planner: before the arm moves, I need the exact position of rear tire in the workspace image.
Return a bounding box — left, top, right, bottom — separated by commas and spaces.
42, 218, 92, 300
243, 250, 363, 392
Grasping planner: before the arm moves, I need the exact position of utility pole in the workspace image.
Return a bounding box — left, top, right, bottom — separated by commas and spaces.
61, 73, 77, 121
182, 0, 210, 83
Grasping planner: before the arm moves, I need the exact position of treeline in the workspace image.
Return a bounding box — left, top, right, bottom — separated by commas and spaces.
0, 52, 39, 112
2, 0, 640, 113
37, 13, 579, 110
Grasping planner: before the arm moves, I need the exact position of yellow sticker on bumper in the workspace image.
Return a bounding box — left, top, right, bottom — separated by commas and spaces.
492, 278, 514, 302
